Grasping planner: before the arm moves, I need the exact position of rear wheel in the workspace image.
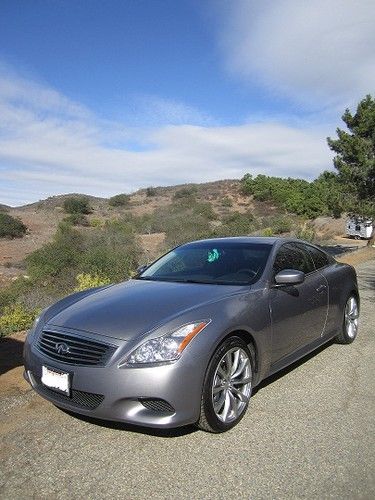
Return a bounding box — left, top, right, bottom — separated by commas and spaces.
197, 336, 253, 433
336, 295, 359, 344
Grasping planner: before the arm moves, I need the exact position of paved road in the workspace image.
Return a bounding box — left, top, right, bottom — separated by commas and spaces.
1, 261, 374, 499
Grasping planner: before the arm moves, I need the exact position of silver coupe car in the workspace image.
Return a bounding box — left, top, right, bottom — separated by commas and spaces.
24, 237, 359, 432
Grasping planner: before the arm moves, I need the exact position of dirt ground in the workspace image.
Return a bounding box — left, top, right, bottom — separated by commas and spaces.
335, 245, 375, 266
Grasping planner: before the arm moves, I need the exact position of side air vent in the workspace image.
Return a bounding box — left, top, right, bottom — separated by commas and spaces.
140, 398, 175, 414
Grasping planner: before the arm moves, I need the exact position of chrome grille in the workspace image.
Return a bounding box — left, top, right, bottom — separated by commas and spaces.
37, 330, 116, 366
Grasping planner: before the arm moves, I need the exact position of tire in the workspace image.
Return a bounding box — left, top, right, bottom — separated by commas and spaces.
336, 295, 359, 344
197, 336, 253, 433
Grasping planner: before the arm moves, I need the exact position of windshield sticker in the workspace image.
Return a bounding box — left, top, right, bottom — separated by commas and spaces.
207, 248, 220, 263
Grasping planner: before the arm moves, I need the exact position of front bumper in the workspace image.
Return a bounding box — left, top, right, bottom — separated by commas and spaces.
23, 330, 206, 428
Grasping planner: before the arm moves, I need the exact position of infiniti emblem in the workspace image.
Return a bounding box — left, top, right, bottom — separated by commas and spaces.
55, 342, 70, 355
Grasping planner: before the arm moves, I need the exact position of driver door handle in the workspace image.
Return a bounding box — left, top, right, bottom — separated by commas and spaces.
316, 284, 327, 293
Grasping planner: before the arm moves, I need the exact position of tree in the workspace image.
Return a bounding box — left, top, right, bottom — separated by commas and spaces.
327, 95, 375, 214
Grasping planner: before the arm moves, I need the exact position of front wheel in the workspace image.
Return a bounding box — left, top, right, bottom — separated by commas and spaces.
336, 295, 359, 344
197, 336, 253, 433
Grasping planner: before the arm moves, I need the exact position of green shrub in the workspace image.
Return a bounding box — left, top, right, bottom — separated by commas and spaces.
63, 213, 89, 226
75, 273, 111, 291
0, 277, 32, 310
26, 224, 83, 282
80, 228, 140, 281
26, 221, 141, 289
0, 213, 27, 238
295, 224, 316, 242
90, 218, 104, 228
146, 187, 157, 197
0, 303, 40, 337
215, 211, 257, 237
261, 227, 273, 237
241, 173, 347, 219
108, 193, 130, 207
63, 196, 92, 214
173, 186, 198, 201
221, 196, 233, 207
192, 202, 217, 221
149, 198, 215, 247
270, 215, 292, 234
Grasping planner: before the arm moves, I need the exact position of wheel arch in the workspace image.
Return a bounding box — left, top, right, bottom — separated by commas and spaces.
221, 329, 259, 376
349, 289, 360, 310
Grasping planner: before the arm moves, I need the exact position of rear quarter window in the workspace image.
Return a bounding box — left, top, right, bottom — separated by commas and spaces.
306, 245, 329, 269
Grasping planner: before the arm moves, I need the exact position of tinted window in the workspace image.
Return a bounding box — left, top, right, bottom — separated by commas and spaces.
305, 245, 329, 269
139, 242, 272, 285
273, 243, 315, 275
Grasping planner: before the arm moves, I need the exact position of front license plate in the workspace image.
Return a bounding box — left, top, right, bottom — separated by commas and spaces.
41, 366, 70, 395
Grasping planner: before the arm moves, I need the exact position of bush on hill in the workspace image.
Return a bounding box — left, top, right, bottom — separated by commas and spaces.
63, 213, 89, 226
173, 186, 198, 201
146, 187, 157, 197
108, 193, 130, 207
0, 213, 27, 238
25, 220, 141, 291
26, 223, 83, 282
241, 173, 344, 219
63, 196, 92, 214
213, 211, 258, 237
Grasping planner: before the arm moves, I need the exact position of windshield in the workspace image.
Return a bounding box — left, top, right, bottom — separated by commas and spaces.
138, 242, 272, 285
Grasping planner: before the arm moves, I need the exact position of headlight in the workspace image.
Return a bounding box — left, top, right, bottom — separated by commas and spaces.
124, 320, 211, 365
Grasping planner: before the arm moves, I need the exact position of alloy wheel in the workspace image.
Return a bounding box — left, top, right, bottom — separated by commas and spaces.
211, 347, 252, 424
345, 296, 359, 339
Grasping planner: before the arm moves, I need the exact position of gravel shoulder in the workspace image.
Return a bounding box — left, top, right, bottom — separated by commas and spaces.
0, 259, 374, 499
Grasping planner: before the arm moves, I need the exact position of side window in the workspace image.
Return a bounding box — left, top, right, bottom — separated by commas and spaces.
305, 245, 329, 269
273, 243, 314, 275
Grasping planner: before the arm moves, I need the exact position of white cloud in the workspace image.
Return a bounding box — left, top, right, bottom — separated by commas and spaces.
0, 69, 333, 206
218, 0, 375, 109
129, 95, 215, 126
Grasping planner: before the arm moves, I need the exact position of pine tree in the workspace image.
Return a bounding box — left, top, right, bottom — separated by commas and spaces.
327, 95, 375, 212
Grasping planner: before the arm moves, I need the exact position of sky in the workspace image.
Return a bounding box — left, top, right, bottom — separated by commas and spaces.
0, 0, 374, 206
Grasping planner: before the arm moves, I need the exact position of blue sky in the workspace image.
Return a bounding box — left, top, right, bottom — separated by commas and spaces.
1, 0, 374, 205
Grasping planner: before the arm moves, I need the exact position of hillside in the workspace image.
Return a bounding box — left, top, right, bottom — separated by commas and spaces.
0, 180, 256, 265
0, 178, 355, 287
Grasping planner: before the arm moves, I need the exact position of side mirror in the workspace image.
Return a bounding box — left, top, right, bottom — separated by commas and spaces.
274, 269, 305, 286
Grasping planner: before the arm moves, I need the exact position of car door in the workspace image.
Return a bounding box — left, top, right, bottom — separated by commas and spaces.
270, 243, 329, 364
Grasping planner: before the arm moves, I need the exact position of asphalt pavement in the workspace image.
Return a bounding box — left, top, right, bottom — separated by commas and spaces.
1, 260, 374, 499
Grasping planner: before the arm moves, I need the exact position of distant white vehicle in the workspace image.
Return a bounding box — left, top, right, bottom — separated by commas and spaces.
346, 216, 373, 240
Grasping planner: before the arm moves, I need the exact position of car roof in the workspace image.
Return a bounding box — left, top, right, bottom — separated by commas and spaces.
180, 237, 333, 260
183, 236, 293, 246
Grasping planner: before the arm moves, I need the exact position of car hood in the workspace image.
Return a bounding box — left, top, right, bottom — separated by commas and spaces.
47, 279, 244, 340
